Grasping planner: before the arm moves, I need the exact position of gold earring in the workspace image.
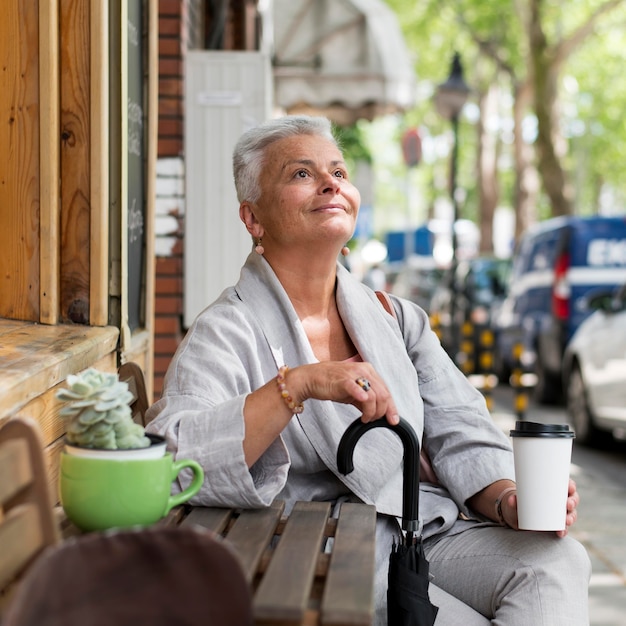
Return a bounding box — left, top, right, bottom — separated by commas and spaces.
341, 245, 350, 257
255, 238, 265, 255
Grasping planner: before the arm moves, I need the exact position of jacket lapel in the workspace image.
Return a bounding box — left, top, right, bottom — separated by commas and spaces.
234, 253, 424, 516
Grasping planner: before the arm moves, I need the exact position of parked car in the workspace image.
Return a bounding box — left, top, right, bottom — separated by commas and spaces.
493, 215, 626, 404
562, 283, 626, 445
429, 256, 510, 367
389, 256, 444, 313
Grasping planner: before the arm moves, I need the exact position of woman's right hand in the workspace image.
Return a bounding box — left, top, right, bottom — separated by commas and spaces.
242, 362, 398, 467
290, 362, 400, 425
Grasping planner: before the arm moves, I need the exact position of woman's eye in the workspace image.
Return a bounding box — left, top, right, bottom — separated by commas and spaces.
295, 169, 309, 178
333, 170, 346, 179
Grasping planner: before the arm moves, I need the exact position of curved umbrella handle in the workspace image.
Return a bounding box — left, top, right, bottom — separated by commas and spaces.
337, 417, 420, 533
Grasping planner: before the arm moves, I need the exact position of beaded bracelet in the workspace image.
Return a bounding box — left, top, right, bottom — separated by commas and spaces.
276, 366, 304, 414
495, 486, 517, 527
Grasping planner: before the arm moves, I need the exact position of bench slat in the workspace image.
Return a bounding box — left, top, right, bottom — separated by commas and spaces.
224, 500, 285, 583
0, 504, 44, 590
182, 506, 234, 535
321, 502, 376, 626
254, 501, 330, 624
0, 440, 32, 504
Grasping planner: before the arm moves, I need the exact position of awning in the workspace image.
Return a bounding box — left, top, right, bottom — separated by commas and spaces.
272, 0, 416, 125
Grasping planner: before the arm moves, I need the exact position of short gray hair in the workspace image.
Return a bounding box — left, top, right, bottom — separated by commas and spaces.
232, 115, 339, 204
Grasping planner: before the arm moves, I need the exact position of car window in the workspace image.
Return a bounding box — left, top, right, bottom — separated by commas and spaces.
477, 260, 510, 291
529, 236, 559, 271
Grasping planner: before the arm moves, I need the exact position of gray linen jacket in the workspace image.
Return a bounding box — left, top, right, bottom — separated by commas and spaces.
146, 252, 515, 540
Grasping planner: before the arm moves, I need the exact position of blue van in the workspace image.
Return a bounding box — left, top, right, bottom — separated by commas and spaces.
493, 215, 626, 403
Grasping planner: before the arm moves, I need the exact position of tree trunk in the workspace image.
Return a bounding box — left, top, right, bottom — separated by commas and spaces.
512, 79, 539, 241
529, 0, 573, 216
477, 85, 499, 254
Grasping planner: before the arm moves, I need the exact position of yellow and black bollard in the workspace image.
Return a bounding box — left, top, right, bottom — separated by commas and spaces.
511, 342, 528, 419
430, 312, 442, 342
477, 328, 495, 411
458, 320, 475, 375
463, 322, 498, 412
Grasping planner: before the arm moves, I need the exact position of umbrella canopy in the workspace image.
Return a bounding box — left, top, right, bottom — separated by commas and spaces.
272, 0, 416, 124
388, 535, 439, 625
337, 417, 439, 626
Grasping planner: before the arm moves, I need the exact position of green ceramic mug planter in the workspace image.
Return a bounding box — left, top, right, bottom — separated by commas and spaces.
59, 436, 204, 532
56, 368, 204, 532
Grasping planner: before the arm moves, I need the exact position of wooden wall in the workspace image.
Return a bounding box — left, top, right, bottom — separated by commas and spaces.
0, 0, 157, 500
0, 0, 110, 326
60, 0, 97, 325
0, 0, 156, 339
0, 1, 41, 322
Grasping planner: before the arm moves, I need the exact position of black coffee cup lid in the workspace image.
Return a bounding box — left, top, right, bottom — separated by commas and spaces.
510, 421, 575, 438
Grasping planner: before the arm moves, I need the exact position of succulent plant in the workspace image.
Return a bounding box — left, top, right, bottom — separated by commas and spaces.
57, 368, 150, 449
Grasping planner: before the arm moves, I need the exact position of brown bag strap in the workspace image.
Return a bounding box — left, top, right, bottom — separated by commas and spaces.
374, 290, 440, 486
375, 290, 397, 319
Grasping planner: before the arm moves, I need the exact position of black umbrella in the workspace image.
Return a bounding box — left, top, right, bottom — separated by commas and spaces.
337, 417, 439, 626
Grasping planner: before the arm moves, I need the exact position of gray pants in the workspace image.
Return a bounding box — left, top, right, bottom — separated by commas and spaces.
373, 518, 591, 625
424, 525, 591, 625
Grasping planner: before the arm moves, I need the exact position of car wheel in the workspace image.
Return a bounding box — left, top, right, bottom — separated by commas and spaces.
532, 355, 561, 405
566, 365, 608, 446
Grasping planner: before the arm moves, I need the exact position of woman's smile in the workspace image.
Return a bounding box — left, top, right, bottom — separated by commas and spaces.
310, 203, 348, 213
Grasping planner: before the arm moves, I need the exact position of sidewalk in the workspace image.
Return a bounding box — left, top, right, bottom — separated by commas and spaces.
490, 396, 626, 626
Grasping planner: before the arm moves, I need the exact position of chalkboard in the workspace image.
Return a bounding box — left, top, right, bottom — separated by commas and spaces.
127, 0, 145, 331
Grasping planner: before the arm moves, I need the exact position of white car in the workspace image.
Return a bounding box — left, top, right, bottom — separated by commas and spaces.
563, 283, 626, 445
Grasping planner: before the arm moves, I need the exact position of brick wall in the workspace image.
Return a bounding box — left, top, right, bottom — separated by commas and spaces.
154, 156, 185, 399
154, 0, 189, 400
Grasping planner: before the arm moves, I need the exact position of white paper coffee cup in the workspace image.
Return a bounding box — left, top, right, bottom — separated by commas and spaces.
510, 421, 575, 531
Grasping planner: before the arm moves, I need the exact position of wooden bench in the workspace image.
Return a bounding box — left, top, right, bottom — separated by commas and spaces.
0, 417, 59, 613
172, 499, 377, 625
52, 499, 377, 625
118, 361, 151, 427
2, 367, 378, 625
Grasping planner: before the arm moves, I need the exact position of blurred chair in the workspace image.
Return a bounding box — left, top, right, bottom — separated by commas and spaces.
0, 417, 59, 612
2, 526, 253, 626
118, 362, 150, 426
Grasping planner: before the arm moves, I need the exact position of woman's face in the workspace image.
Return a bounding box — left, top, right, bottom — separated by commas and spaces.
249, 134, 360, 252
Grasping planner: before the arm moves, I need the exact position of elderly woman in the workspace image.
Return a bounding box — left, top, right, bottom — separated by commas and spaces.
146, 115, 590, 625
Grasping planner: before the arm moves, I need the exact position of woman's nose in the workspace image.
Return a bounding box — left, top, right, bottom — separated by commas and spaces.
320, 173, 340, 194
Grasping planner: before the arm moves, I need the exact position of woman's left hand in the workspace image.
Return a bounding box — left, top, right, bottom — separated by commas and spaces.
496, 478, 580, 537
500, 478, 580, 537
556, 478, 580, 538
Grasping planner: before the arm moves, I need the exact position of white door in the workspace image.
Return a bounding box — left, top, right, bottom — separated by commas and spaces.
184, 52, 272, 328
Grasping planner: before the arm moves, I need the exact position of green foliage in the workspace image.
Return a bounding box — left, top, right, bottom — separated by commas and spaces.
565, 23, 626, 212
57, 369, 150, 450
334, 122, 373, 166
377, 0, 626, 234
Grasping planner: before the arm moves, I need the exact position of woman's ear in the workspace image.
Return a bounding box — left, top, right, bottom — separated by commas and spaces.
239, 202, 263, 238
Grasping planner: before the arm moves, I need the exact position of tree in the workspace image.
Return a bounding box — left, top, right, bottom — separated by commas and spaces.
385, 0, 626, 248
528, 0, 625, 216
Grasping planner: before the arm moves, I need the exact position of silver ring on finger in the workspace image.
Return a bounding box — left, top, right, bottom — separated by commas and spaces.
356, 377, 371, 392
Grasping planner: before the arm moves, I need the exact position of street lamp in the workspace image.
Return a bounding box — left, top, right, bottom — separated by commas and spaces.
435, 52, 470, 263
434, 52, 469, 358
